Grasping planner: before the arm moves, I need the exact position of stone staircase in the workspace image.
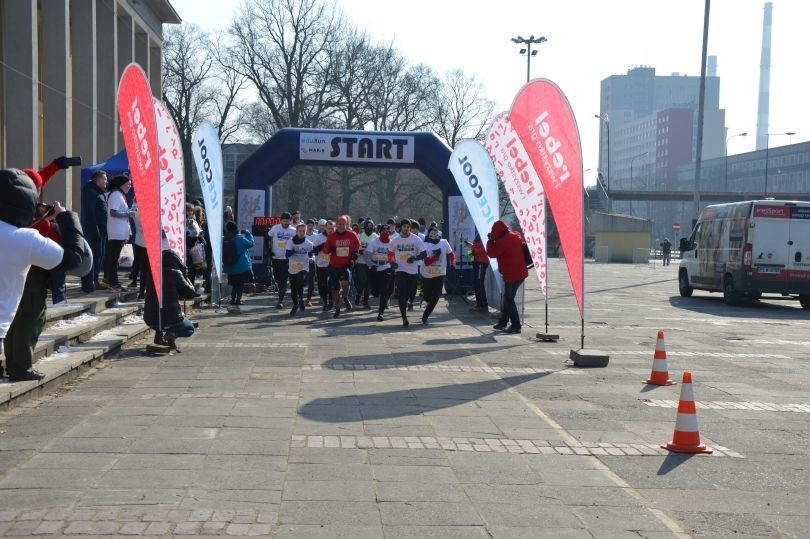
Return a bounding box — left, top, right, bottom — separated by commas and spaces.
0, 276, 208, 408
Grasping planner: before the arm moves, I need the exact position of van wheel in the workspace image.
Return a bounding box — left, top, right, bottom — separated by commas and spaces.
679, 271, 693, 297
723, 276, 738, 305
748, 292, 762, 301
800, 296, 810, 309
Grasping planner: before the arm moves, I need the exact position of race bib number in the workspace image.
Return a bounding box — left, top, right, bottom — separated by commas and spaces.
291, 262, 304, 272
428, 267, 441, 276
318, 253, 329, 263
336, 247, 349, 257
276, 241, 287, 250
399, 253, 411, 262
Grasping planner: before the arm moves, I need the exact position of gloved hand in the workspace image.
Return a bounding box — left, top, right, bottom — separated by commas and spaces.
391, 262, 398, 270
406, 256, 416, 264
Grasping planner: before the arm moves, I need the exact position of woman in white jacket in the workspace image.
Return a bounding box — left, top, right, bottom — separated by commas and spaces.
103, 175, 133, 292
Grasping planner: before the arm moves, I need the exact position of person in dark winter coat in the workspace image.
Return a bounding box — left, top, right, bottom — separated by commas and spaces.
0, 167, 91, 381
80, 170, 108, 292
143, 236, 198, 350
486, 220, 528, 334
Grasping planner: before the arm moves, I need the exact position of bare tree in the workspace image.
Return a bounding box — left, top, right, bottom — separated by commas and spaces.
210, 31, 249, 143
161, 23, 215, 196
228, 0, 345, 209
433, 69, 497, 147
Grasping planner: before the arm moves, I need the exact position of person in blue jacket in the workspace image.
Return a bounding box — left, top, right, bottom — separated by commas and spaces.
222, 220, 255, 308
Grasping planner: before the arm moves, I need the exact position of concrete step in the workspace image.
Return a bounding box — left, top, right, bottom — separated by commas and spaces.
0, 280, 208, 408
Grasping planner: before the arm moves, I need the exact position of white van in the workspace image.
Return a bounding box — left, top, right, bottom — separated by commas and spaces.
678, 200, 810, 308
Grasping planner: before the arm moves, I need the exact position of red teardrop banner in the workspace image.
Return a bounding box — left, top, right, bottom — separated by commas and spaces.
509, 79, 583, 316
116, 64, 161, 305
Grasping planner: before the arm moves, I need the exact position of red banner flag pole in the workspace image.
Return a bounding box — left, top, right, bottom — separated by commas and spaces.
116, 64, 161, 308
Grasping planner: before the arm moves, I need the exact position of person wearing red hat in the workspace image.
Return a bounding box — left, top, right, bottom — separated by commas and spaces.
486, 220, 528, 334
1, 159, 89, 382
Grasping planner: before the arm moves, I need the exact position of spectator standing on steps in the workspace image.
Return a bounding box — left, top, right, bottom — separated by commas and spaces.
0, 167, 92, 381
80, 170, 108, 292
104, 175, 133, 292
486, 220, 528, 334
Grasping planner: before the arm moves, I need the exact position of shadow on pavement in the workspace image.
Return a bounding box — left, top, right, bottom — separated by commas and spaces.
668, 295, 808, 319
656, 452, 695, 475
299, 372, 549, 422
321, 344, 522, 370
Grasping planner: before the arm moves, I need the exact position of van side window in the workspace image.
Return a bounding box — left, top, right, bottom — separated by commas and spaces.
690, 223, 701, 250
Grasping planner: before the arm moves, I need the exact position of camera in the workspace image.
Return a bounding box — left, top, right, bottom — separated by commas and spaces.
36, 203, 55, 217
63, 156, 82, 167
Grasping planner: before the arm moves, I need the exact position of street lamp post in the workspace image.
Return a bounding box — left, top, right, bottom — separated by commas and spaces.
764, 131, 796, 196
724, 132, 747, 192
511, 35, 547, 82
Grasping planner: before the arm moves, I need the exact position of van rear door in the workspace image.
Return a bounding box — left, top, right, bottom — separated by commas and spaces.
751, 204, 790, 274
788, 204, 810, 269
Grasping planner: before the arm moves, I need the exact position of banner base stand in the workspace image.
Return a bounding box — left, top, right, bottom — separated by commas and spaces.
569, 349, 610, 367
536, 333, 560, 342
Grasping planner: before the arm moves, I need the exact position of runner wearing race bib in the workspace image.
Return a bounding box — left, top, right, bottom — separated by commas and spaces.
285, 223, 314, 316
356, 219, 377, 309
304, 219, 319, 306
419, 224, 455, 325
387, 219, 426, 328
267, 212, 296, 309
322, 215, 361, 318
311, 220, 333, 312
367, 229, 394, 322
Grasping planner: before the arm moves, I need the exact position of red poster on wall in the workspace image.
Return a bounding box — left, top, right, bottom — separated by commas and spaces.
509, 79, 583, 315
116, 64, 161, 305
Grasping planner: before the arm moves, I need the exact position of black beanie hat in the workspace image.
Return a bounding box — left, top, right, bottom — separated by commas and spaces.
0, 168, 38, 228
399, 218, 411, 227
306, 218, 315, 225
281, 212, 292, 220
107, 174, 130, 192
387, 218, 396, 225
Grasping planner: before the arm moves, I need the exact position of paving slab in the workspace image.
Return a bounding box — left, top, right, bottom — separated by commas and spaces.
0, 260, 806, 536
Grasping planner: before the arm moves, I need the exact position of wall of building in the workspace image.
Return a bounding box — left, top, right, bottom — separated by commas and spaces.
0, 0, 178, 211
593, 231, 652, 263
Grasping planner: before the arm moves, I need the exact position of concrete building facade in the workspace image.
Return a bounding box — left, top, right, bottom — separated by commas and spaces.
597, 66, 726, 193
0, 0, 179, 209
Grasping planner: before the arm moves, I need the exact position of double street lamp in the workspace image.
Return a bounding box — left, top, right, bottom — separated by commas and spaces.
764, 131, 796, 196
511, 35, 547, 82
724, 131, 747, 192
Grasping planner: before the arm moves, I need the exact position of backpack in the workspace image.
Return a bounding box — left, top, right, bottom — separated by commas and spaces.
522, 242, 534, 269
222, 235, 239, 266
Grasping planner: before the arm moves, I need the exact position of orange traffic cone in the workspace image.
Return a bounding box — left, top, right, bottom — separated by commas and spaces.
644, 330, 676, 386
662, 371, 712, 454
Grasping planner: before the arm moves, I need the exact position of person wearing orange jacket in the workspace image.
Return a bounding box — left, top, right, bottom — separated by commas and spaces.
486, 220, 528, 334
466, 233, 490, 312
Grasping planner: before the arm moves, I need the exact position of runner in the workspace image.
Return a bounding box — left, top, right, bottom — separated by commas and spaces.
267, 211, 296, 309
311, 220, 334, 312
355, 219, 377, 309
285, 223, 314, 316
407, 218, 424, 311
304, 218, 318, 306
387, 219, 426, 328
290, 210, 302, 227
419, 224, 455, 324
367, 227, 394, 322
322, 215, 361, 318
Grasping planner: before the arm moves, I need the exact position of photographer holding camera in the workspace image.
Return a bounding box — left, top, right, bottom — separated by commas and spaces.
1, 157, 91, 382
